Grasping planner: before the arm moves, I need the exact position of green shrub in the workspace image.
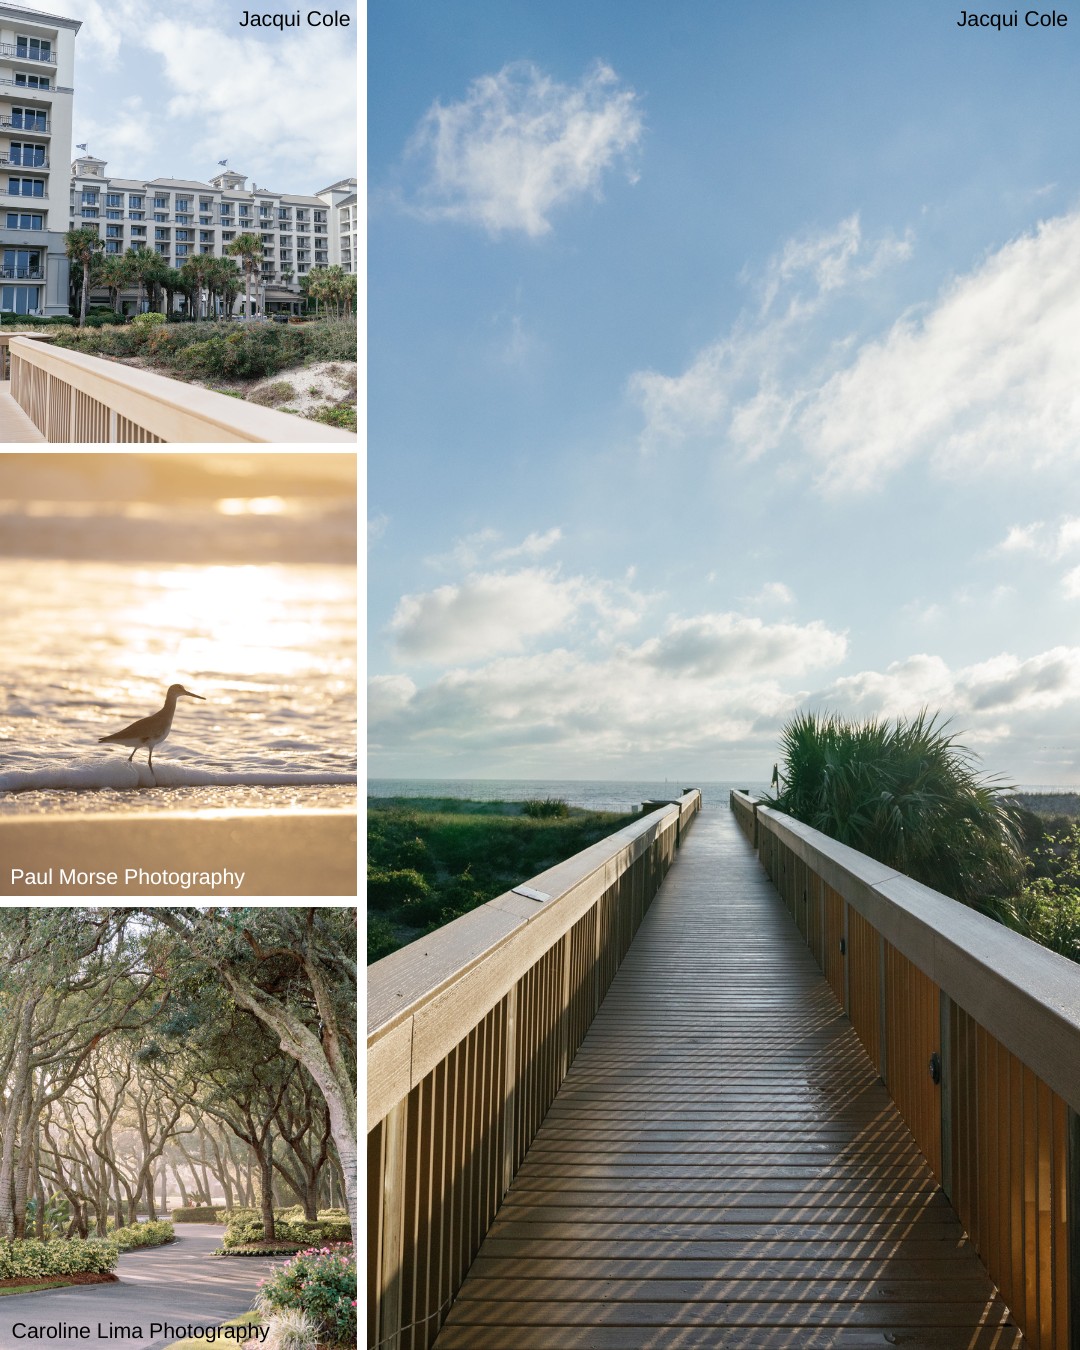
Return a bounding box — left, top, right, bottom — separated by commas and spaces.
309, 404, 356, 431
367, 915, 397, 963
522, 797, 570, 819
222, 1216, 351, 1249
366, 866, 431, 913
131, 311, 167, 329
0, 1239, 118, 1278
172, 1206, 220, 1222
256, 1244, 356, 1348
111, 1219, 174, 1250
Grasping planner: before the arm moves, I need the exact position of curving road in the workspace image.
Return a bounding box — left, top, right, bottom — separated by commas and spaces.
0, 1225, 285, 1350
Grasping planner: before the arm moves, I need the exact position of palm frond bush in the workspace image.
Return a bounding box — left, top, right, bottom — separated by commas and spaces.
764, 709, 1023, 907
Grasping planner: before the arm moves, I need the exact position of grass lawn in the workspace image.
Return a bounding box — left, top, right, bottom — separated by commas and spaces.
0, 1273, 118, 1295
164, 1309, 262, 1349
368, 796, 643, 961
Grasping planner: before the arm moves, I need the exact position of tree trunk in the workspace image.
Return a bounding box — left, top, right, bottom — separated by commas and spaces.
258, 1149, 275, 1241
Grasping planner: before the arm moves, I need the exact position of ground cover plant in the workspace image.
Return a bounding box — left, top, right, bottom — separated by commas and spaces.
255, 1243, 356, 1349
367, 797, 642, 961
763, 710, 1024, 908
989, 802, 1080, 960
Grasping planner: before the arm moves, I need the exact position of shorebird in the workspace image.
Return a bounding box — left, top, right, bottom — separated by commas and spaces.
98, 684, 205, 770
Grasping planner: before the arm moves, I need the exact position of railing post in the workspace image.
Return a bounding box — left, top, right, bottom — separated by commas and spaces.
501, 984, 517, 1198
878, 932, 888, 1085
377, 1097, 407, 1350
1069, 1107, 1080, 1350
939, 992, 953, 1204
557, 929, 573, 1079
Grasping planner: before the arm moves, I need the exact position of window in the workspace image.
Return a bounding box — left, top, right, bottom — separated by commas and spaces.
176, 215, 192, 225
238, 205, 250, 216
106, 209, 122, 220
153, 196, 169, 209
5, 212, 43, 230
199, 198, 212, 209
15, 36, 52, 61
155, 245, 169, 256
200, 246, 214, 255
11, 108, 47, 132
222, 231, 234, 242
199, 231, 214, 243
175, 198, 191, 210
315, 252, 328, 264
128, 196, 143, 208
314, 210, 326, 223
279, 251, 292, 262
10, 144, 46, 167
154, 227, 170, 240
314, 225, 327, 235
131, 225, 146, 236
278, 209, 290, 221
80, 208, 98, 218
14, 73, 49, 89
106, 225, 122, 238
82, 191, 99, 204
3, 248, 42, 279
105, 242, 121, 255
105, 194, 123, 207
153, 212, 168, 223
9, 178, 45, 197
1, 285, 41, 314
176, 229, 193, 241
199, 215, 212, 226
129, 211, 144, 221
176, 244, 189, 257
295, 210, 308, 221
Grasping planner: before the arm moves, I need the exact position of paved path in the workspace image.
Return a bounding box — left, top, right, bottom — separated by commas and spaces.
435, 807, 1020, 1349
0, 383, 43, 441
0, 1226, 283, 1349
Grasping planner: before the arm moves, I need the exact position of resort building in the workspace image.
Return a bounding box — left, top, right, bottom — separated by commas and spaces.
69, 159, 357, 315
0, 2, 79, 316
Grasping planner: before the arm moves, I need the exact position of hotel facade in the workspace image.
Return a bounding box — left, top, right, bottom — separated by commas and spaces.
69, 159, 358, 316
0, 3, 356, 319
0, 2, 79, 316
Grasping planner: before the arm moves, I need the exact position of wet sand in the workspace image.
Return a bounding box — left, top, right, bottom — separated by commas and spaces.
0, 808, 357, 896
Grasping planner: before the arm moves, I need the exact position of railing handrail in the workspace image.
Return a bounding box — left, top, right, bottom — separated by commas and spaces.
732, 790, 1080, 1111
9, 335, 355, 443
368, 790, 701, 1128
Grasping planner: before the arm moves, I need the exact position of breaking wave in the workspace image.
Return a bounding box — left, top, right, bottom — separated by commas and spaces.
0, 761, 358, 793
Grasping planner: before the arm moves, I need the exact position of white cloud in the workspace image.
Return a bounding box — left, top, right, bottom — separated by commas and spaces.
403, 60, 642, 236
631, 207, 1080, 495
1064, 566, 1080, 600
634, 613, 845, 678
630, 214, 911, 456
997, 516, 1080, 560
389, 565, 646, 664
802, 210, 1080, 493
743, 581, 795, 608
493, 527, 563, 561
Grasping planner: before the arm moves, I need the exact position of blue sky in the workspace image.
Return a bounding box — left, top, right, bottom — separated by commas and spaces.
29, 0, 356, 193
368, 1, 1080, 785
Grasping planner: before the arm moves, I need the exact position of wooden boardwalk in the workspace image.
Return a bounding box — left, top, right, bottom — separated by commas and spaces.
433, 806, 1022, 1349
0, 382, 43, 441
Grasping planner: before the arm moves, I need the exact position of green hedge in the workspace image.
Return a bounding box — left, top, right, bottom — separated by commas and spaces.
111, 1220, 174, 1250
222, 1216, 352, 1249
172, 1206, 220, 1222
0, 1239, 118, 1278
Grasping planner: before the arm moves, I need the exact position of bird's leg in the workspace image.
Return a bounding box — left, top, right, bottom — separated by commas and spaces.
127, 747, 137, 763
147, 746, 153, 771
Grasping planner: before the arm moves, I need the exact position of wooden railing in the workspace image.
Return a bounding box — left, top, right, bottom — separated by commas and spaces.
0, 328, 57, 379
367, 791, 702, 1350
731, 790, 1080, 1350
7, 335, 355, 442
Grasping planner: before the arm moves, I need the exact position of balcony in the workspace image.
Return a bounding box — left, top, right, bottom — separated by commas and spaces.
0, 156, 48, 169
0, 79, 71, 94
0, 267, 43, 280
0, 44, 57, 65
0, 117, 50, 134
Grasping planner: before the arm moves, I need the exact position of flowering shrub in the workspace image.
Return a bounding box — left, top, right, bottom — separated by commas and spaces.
111, 1220, 174, 1250
0, 1239, 118, 1278
256, 1245, 356, 1349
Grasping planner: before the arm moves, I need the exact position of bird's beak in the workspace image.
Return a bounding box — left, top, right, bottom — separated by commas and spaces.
181, 689, 205, 700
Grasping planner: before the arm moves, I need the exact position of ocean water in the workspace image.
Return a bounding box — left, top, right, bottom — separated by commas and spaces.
0, 490, 356, 816
367, 778, 769, 813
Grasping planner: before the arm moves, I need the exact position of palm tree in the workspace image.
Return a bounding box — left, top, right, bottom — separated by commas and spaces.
225, 233, 263, 318
161, 266, 185, 319
217, 258, 242, 319
98, 252, 135, 315
177, 259, 200, 320
125, 246, 158, 315
65, 228, 104, 327
764, 709, 1024, 907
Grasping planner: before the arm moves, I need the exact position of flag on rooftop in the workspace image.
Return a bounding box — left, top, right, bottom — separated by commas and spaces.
76, 143, 87, 150
218, 159, 228, 167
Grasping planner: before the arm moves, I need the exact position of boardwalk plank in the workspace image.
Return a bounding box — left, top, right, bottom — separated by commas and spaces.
432, 807, 1022, 1349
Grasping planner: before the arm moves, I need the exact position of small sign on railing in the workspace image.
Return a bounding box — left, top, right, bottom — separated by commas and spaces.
512, 885, 552, 903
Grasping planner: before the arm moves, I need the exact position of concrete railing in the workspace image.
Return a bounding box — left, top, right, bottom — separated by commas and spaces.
367, 791, 702, 1350
8, 335, 354, 443
731, 790, 1080, 1350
